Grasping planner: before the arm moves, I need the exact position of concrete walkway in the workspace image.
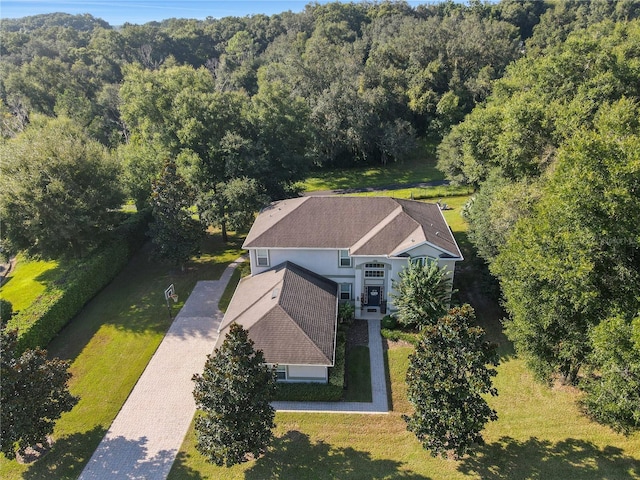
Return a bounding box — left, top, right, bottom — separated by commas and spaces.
272, 318, 389, 414
79, 257, 245, 480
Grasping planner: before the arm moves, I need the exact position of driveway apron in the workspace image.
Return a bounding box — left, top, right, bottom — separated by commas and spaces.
79, 258, 244, 480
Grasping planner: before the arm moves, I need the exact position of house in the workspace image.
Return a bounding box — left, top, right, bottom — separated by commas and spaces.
217, 196, 463, 383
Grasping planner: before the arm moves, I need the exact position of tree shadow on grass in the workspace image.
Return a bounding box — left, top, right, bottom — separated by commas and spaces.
245, 430, 431, 480
452, 231, 514, 361
22, 425, 106, 480
458, 436, 640, 480
25, 429, 178, 480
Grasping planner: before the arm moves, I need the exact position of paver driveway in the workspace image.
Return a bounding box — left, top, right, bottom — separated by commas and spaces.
79, 258, 244, 480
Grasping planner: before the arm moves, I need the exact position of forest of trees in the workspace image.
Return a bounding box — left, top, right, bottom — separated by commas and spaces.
1, 0, 639, 433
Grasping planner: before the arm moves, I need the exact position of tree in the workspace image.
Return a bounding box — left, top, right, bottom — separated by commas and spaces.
581, 315, 640, 435
0, 115, 124, 259
192, 323, 276, 467
0, 326, 78, 460
404, 305, 499, 459
492, 122, 640, 385
147, 159, 202, 269
391, 260, 454, 329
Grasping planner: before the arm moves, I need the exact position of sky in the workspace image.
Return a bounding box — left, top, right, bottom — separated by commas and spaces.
1, 1, 429, 26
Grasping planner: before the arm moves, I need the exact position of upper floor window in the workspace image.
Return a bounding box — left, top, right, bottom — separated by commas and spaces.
256, 249, 270, 267
412, 256, 436, 268
364, 263, 385, 278
339, 249, 352, 267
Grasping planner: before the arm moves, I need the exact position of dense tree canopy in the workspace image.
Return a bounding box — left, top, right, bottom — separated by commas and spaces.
0, 115, 124, 258
437, 15, 640, 432
2, 0, 639, 434
148, 159, 202, 268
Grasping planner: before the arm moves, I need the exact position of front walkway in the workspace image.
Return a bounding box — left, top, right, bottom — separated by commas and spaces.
79, 258, 244, 480
271, 318, 389, 414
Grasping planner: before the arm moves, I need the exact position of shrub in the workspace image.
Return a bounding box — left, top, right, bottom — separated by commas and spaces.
381, 314, 398, 329
7, 209, 152, 352
381, 328, 419, 345
0, 299, 12, 323
338, 301, 355, 325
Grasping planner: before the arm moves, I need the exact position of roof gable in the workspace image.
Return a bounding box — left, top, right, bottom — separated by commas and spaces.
216, 262, 338, 366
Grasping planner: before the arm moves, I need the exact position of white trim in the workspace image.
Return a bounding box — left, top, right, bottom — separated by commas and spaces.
391, 239, 463, 260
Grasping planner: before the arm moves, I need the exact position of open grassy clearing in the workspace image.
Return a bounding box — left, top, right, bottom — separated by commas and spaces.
0, 254, 58, 312
169, 345, 640, 480
0, 231, 246, 480
302, 153, 444, 193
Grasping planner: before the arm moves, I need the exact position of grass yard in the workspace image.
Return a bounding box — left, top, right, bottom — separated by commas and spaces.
0, 232, 246, 480
302, 154, 445, 193
169, 345, 640, 479
3, 164, 639, 479
343, 346, 372, 402
0, 254, 58, 312
167, 191, 640, 479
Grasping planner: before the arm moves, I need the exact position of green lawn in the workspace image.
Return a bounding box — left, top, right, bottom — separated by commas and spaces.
0, 232, 246, 480
168, 345, 640, 479
167, 191, 639, 479
4, 170, 639, 478
343, 346, 372, 402
302, 155, 445, 192
0, 254, 58, 312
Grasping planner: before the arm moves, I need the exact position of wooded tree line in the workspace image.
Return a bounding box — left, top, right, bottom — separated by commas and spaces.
1, 0, 639, 434
439, 18, 640, 434
2, 1, 637, 258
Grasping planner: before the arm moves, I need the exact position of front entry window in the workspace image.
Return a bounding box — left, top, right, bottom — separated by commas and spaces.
364, 263, 385, 278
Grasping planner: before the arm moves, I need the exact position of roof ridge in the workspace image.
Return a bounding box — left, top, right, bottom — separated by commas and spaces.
263, 304, 333, 365
350, 203, 406, 253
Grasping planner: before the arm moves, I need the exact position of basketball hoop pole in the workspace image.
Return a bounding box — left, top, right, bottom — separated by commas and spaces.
164, 284, 176, 319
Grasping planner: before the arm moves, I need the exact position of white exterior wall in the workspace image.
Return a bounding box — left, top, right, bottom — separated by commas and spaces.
249, 248, 355, 279
249, 245, 459, 314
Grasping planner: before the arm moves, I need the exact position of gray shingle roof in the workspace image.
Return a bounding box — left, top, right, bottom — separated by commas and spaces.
216, 262, 338, 366
243, 196, 462, 259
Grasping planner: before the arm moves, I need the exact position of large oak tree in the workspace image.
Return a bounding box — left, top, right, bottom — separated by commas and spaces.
0, 115, 123, 258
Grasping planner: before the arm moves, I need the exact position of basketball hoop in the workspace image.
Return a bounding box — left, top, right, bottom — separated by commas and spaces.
164, 284, 176, 318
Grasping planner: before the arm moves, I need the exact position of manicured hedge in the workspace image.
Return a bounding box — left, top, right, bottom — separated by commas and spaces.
8, 209, 151, 352
380, 328, 419, 345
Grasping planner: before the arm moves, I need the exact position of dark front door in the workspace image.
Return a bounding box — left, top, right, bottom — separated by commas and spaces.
367, 286, 381, 306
